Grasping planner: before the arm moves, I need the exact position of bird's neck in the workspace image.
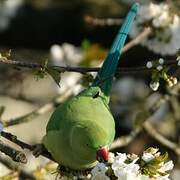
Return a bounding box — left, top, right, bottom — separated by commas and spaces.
78, 86, 110, 105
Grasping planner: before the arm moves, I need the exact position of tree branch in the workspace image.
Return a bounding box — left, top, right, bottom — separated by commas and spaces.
84, 15, 122, 26
0, 156, 36, 180
143, 121, 180, 156
2, 87, 73, 127
0, 131, 54, 161
110, 84, 180, 151
0, 140, 27, 163
122, 28, 152, 53
0, 56, 178, 75
110, 130, 139, 150
0, 27, 178, 75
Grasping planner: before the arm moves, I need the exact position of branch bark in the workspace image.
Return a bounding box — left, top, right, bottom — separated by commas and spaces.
1, 131, 54, 161
122, 28, 152, 53
0, 28, 178, 75
2, 87, 73, 127
143, 122, 180, 156
0, 57, 178, 75
0, 156, 36, 180
84, 15, 122, 26
0, 140, 27, 163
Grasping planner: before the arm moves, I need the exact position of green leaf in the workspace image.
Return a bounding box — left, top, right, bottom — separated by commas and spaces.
81, 73, 94, 87
47, 68, 61, 86
81, 39, 91, 51
155, 152, 168, 163
34, 69, 47, 80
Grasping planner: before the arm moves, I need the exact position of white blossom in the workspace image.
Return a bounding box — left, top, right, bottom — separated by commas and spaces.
50, 43, 83, 66
50, 44, 64, 63
112, 153, 127, 168
172, 77, 177, 85
157, 174, 170, 180
63, 43, 83, 64
91, 162, 108, 176
140, 175, 150, 180
157, 65, 163, 71
112, 153, 140, 180
91, 173, 110, 180
152, 11, 171, 28
159, 58, 164, 65
113, 163, 140, 180
167, 80, 173, 87
177, 60, 180, 66
150, 81, 159, 91
91, 163, 110, 180
160, 161, 174, 172
130, 3, 180, 55
146, 61, 153, 68
50, 43, 84, 95
0, 0, 23, 31
108, 152, 115, 163
176, 56, 180, 61
142, 152, 154, 162
176, 56, 180, 66
90, 149, 174, 180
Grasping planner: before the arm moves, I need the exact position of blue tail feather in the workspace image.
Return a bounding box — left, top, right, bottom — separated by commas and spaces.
92, 3, 139, 101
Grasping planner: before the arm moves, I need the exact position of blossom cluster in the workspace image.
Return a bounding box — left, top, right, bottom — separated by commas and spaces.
50, 43, 83, 66
50, 43, 84, 95
91, 148, 174, 180
0, 0, 23, 32
146, 57, 179, 91
130, 2, 180, 55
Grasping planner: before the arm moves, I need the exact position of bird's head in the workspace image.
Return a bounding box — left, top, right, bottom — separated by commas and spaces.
96, 146, 109, 162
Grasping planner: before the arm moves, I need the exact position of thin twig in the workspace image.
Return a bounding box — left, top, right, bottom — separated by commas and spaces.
0, 27, 178, 75
0, 57, 178, 75
143, 122, 180, 156
84, 15, 122, 26
122, 28, 152, 53
84, 15, 152, 52
109, 95, 163, 150
2, 87, 73, 127
142, 84, 180, 156
110, 130, 139, 150
0, 140, 27, 163
0, 156, 36, 180
0, 58, 41, 68
1, 131, 54, 161
144, 86, 180, 156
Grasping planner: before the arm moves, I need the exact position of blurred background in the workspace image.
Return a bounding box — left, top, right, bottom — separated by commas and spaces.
0, 0, 179, 179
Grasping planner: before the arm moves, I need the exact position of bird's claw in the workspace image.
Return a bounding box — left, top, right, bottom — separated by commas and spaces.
32, 144, 46, 157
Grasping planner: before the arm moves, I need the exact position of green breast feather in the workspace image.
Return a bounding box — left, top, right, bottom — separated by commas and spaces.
43, 87, 115, 170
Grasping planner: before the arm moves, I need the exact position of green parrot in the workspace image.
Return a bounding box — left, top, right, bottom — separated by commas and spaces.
42, 3, 139, 170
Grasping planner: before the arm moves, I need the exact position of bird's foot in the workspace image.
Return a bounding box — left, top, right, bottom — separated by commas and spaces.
32, 144, 48, 157
32, 144, 54, 161
56, 165, 91, 179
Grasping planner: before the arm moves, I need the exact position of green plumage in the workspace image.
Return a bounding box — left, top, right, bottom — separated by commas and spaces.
42, 3, 139, 170
43, 87, 114, 169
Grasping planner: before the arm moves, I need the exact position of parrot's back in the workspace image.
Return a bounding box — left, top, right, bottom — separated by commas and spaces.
43, 3, 139, 170
43, 87, 115, 169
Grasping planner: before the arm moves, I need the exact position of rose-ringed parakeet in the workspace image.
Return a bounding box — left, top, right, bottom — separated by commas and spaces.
42, 3, 139, 170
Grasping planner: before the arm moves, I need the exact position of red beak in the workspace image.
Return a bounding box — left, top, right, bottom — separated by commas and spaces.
96, 147, 109, 162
